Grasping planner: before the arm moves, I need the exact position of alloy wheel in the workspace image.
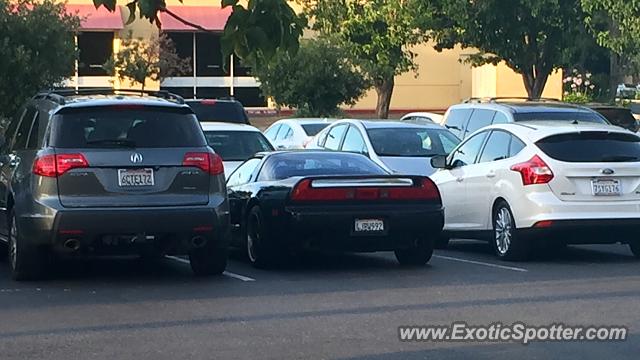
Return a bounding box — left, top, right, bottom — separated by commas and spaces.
495, 207, 513, 255
9, 216, 17, 271
247, 215, 260, 263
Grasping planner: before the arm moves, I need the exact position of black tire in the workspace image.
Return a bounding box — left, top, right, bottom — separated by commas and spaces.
629, 241, 640, 259
8, 211, 48, 281
394, 238, 434, 266
492, 201, 530, 261
189, 244, 228, 276
434, 235, 450, 250
246, 206, 282, 269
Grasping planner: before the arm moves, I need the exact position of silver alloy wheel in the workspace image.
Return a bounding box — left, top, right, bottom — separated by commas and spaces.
495, 207, 513, 255
9, 216, 17, 271
247, 216, 259, 263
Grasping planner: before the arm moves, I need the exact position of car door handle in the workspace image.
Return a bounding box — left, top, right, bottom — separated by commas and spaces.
456, 177, 464, 182
486, 171, 496, 178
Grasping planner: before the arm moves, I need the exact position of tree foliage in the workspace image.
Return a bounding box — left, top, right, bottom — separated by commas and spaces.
582, 0, 640, 55
299, 0, 428, 118
427, 0, 590, 99
103, 33, 191, 90
93, 0, 305, 65
253, 38, 367, 117
0, 0, 79, 120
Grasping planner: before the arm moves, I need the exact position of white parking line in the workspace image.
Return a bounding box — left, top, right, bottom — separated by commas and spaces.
433, 255, 529, 272
165, 256, 256, 282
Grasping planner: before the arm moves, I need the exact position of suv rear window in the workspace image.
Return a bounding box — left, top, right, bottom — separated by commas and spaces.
187, 100, 249, 124
513, 111, 607, 123
51, 107, 207, 148
536, 132, 640, 162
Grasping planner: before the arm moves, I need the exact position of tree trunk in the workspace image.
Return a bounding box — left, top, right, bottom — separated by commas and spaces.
375, 77, 394, 119
609, 52, 623, 102
522, 66, 550, 100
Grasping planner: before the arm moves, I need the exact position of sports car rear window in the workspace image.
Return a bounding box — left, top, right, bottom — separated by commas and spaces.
536, 132, 640, 162
51, 106, 206, 148
259, 153, 387, 181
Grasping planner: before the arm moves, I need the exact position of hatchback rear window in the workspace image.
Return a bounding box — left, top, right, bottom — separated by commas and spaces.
301, 123, 330, 136
536, 132, 640, 162
187, 101, 248, 124
51, 107, 207, 148
204, 131, 273, 161
513, 111, 607, 123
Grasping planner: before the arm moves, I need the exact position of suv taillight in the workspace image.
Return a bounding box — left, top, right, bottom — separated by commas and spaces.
182, 152, 224, 175
510, 155, 554, 185
33, 154, 89, 177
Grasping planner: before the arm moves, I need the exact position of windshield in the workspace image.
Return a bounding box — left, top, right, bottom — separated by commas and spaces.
536, 132, 640, 162
204, 131, 274, 161
301, 123, 330, 136
513, 111, 608, 123
51, 107, 206, 148
367, 128, 461, 157
259, 153, 387, 181
187, 101, 248, 124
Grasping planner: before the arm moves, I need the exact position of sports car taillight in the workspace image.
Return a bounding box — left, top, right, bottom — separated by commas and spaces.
510, 155, 554, 185
183, 152, 224, 175
290, 178, 440, 202
33, 153, 89, 177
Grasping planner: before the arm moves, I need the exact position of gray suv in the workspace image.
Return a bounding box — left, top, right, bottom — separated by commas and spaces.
0, 89, 230, 280
443, 98, 609, 139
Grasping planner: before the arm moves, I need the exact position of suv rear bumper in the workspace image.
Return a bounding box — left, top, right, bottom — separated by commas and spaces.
18, 207, 230, 256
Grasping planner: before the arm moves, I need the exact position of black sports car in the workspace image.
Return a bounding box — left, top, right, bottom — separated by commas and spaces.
226, 151, 444, 268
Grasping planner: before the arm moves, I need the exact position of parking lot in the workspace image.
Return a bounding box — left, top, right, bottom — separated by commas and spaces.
0, 241, 637, 360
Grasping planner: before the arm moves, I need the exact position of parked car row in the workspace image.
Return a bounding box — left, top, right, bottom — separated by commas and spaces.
1, 90, 640, 281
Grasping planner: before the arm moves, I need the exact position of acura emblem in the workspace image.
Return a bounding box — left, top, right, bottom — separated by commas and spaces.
601, 168, 615, 175
130, 153, 143, 164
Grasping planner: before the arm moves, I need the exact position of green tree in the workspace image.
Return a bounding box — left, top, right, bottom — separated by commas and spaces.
427, 0, 592, 99
103, 33, 191, 91
93, 0, 305, 65
0, 0, 80, 121
300, 0, 428, 119
253, 38, 367, 117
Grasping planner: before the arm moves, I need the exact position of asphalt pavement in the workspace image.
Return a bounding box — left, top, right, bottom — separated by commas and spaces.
0, 240, 638, 359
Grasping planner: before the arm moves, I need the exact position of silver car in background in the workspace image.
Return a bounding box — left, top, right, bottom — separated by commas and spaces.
308, 119, 460, 176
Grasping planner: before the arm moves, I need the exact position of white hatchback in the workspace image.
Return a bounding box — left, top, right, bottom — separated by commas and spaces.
264, 118, 335, 150
430, 121, 640, 260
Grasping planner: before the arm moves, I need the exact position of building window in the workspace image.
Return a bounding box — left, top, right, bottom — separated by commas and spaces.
196, 33, 227, 76
165, 32, 194, 77
77, 32, 114, 76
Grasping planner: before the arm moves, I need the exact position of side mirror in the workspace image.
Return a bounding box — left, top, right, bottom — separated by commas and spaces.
430, 155, 447, 169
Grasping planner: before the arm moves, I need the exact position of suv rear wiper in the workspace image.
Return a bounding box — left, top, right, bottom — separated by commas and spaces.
85, 139, 137, 148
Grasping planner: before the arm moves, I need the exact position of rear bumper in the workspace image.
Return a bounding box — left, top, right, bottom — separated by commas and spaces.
520, 218, 640, 244
279, 204, 444, 252
19, 206, 230, 255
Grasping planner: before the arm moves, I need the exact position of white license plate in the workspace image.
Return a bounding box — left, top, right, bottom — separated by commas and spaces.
591, 179, 621, 196
118, 168, 154, 187
354, 219, 385, 232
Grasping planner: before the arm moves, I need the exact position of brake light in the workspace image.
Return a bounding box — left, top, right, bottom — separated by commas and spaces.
510, 155, 554, 185
290, 178, 441, 202
533, 220, 554, 228
33, 153, 88, 177
182, 152, 224, 175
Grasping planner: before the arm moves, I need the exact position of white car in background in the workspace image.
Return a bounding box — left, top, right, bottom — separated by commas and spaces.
430, 121, 640, 260
264, 118, 335, 149
308, 119, 460, 176
401, 112, 444, 125
201, 122, 274, 177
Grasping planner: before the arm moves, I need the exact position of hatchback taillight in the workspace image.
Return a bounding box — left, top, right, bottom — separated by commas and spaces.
33, 153, 89, 177
182, 152, 224, 175
510, 155, 554, 185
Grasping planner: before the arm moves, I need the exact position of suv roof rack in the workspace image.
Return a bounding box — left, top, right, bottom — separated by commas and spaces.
463, 97, 562, 104
35, 88, 185, 105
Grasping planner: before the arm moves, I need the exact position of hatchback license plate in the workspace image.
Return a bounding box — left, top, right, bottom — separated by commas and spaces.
354, 219, 384, 233
591, 179, 621, 196
118, 169, 154, 187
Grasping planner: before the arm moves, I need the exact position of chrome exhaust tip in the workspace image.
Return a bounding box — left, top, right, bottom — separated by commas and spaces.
190, 236, 207, 249
64, 238, 81, 251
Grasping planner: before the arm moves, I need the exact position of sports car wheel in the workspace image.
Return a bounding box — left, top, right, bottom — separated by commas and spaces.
189, 244, 227, 276
492, 201, 529, 261
395, 238, 434, 266
247, 206, 281, 268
